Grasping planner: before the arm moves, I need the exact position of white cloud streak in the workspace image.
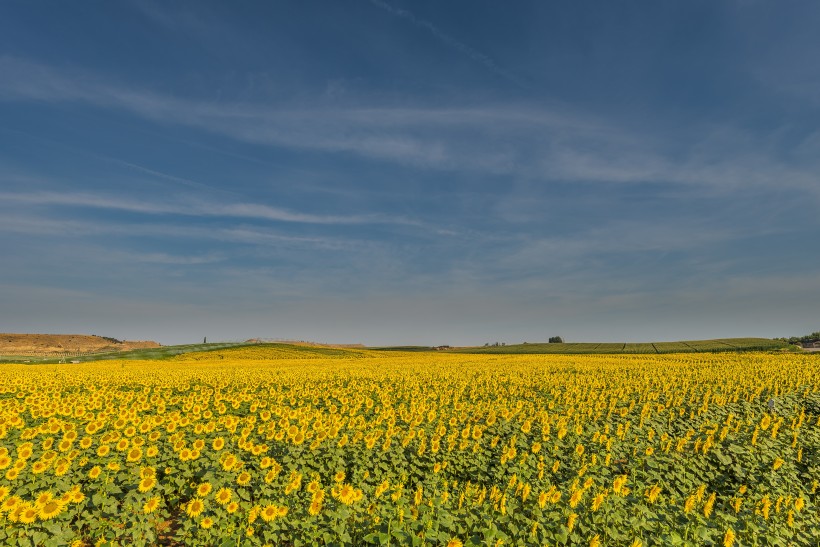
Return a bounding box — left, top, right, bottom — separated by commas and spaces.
0, 190, 411, 226
368, 0, 529, 88
98, 250, 226, 265
1, 57, 819, 198
0, 213, 373, 252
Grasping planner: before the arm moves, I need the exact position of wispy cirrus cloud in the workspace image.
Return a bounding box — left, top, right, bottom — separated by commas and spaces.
0, 190, 415, 226
2, 56, 819, 199
0, 213, 366, 253
0, 56, 548, 172
99, 250, 226, 265
367, 0, 529, 89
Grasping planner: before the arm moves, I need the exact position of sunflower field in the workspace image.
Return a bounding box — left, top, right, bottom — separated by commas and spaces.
0, 348, 818, 546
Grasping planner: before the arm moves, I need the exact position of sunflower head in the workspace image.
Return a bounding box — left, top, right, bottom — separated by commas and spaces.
260, 504, 278, 522
143, 496, 160, 514
185, 498, 205, 518
197, 483, 213, 497
215, 488, 232, 505
37, 500, 65, 520
35, 491, 54, 507
138, 476, 157, 493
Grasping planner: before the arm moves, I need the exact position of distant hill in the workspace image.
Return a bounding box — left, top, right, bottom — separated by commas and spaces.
449, 338, 791, 354
0, 333, 160, 358
175, 343, 381, 361
0, 340, 377, 364
1, 335, 798, 364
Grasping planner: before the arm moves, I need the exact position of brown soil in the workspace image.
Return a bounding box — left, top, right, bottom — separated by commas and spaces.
0, 333, 160, 356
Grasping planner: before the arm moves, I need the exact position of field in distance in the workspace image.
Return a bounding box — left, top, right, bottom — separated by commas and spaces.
378, 337, 793, 354
0, 340, 378, 364
0, 336, 797, 365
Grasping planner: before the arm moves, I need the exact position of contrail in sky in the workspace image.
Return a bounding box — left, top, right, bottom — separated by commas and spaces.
368, 0, 528, 89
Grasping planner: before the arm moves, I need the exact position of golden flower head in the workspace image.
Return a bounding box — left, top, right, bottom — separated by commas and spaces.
186, 498, 205, 518
260, 504, 279, 522
138, 476, 157, 493
215, 488, 233, 505
37, 499, 65, 520
723, 528, 736, 547
143, 496, 160, 514
197, 483, 213, 497
567, 512, 578, 532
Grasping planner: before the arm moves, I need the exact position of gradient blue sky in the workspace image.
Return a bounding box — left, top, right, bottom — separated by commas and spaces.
1, 1, 818, 345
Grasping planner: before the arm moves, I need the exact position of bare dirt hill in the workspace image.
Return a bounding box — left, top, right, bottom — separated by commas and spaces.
0, 333, 160, 357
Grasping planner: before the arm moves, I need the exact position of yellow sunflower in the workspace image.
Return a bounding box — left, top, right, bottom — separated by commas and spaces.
337, 484, 356, 505
18, 503, 38, 524
215, 488, 233, 505
1, 496, 21, 513
186, 498, 205, 518
34, 491, 54, 507
37, 500, 65, 520
126, 447, 143, 463
260, 504, 278, 522
138, 476, 157, 493
143, 496, 161, 514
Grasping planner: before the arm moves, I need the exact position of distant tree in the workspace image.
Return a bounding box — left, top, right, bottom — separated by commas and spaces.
204, 337, 207, 344
549, 336, 564, 343
782, 331, 820, 344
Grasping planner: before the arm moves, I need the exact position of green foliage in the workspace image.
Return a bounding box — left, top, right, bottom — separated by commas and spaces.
779, 331, 820, 345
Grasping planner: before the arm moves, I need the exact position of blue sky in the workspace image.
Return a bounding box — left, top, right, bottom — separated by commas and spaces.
1, 1, 818, 345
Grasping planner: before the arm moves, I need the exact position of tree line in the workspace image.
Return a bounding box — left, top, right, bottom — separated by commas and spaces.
776, 330, 820, 344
